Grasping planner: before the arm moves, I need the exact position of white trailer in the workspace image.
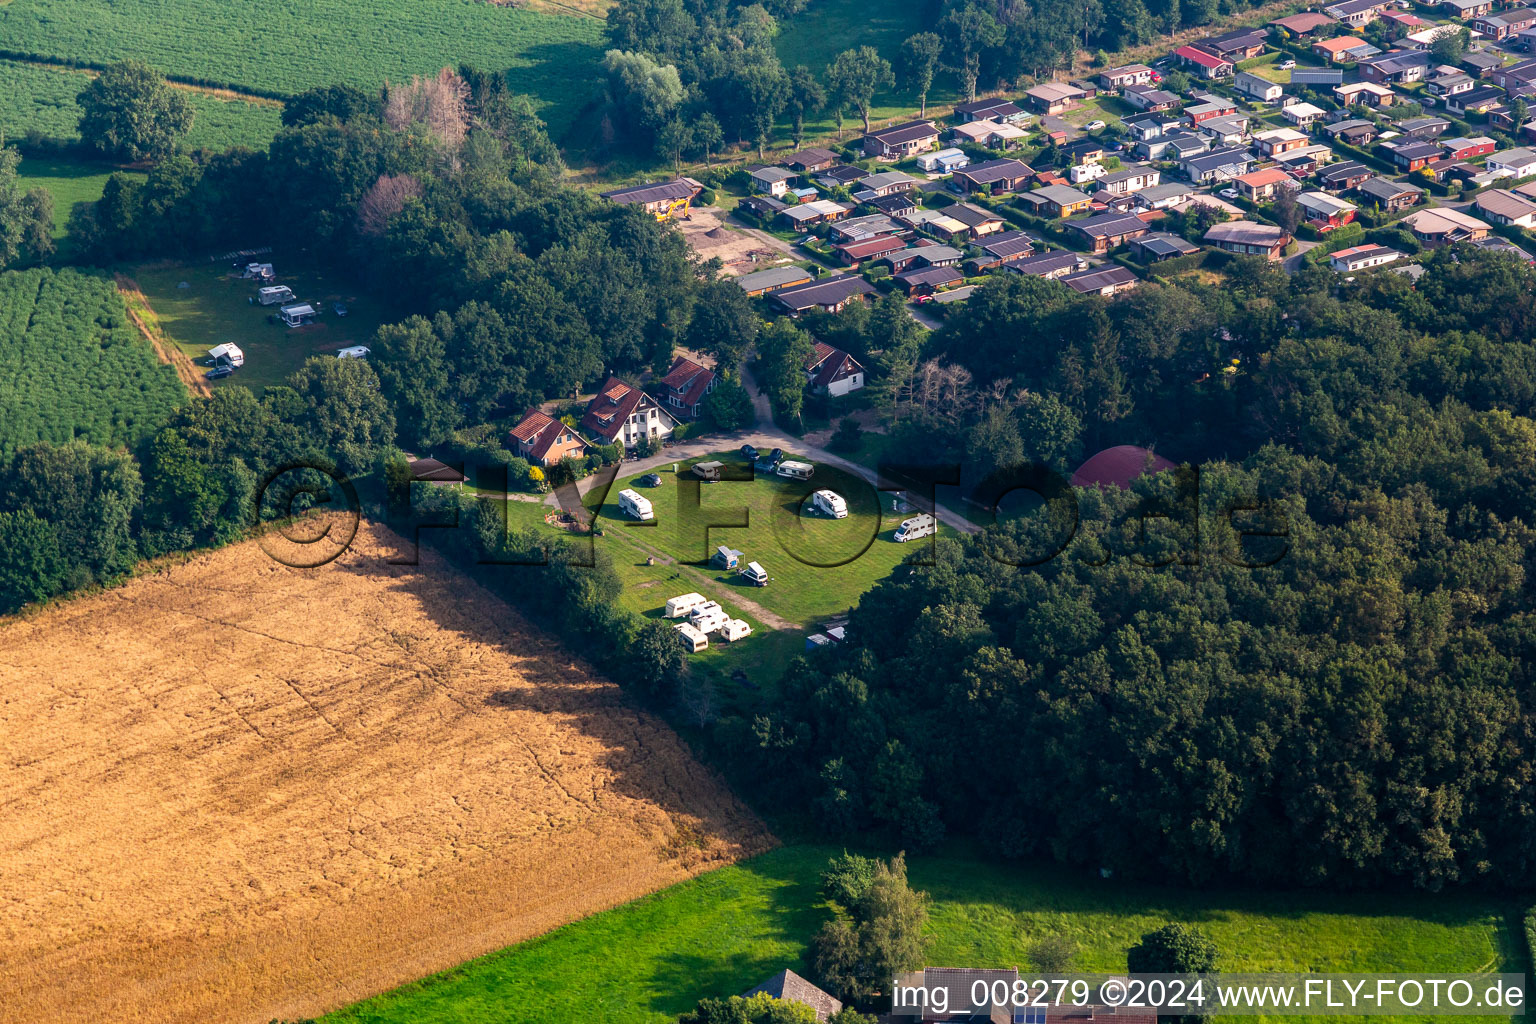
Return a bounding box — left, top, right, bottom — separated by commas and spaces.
674, 622, 709, 652
716, 618, 753, 642
688, 600, 724, 623
279, 302, 318, 327
665, 592, 707, 618
336, 345, 370, 360
812, 489, 848, 518
777, 460, 814, 480
894, 513, 937, 542
257, 285, 294, 306
618, 488, 655, 521
739, 560, 769, 586
691, 607, 730, 634
207, 343, 245, 367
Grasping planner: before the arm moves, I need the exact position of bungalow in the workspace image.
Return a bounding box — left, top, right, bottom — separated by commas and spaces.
859, 170, 918, 196
771, 275, 876, 314
1490, 58, 1536, 90
967, 229, 1036, 270
1174, 44, 1235, 79
815, 164, 867, 189
833, 234, 906, 266
1400, 205, 1492, 245
1185, 97, 1239, 124
1440, 0, 1493, 17
946, 202, 1007, 237
827, 213, 902, 243
1061, 264, 1141, 295
1381, 9, 1428, 30
804, 342, 867, 395
742, 970, 842, 1022
1488, 145, 1536, 177
1123, 84, 1183, 111
952, 97, 1030, 123
509, 408, 591, 467
1330, 243, 1404, 270
1234, 70, 1284, 103
893, 264, 965, 295
579, 378, 677, 448
1388, 139, 1444, 171
1197, 114, 1251, 145
735, 265, 813, 297
1254, 126, 1312, 156
1462, 50, 1504, 76
883, 244, 964, 272
1355, 175, 1425, 210
1234, 166, 1297, 201
916, 147, 971, 173
1475, 187, 1536, 225
863, 191, 918, 217
1399, 24, 1462, 49
1445, 85, 1506, 115
1283, 101, 1328, 127
1095, 167, 1161, 194
1139, 128, 1209, 161
1204, 220, 1293, 259
1099, 63, 1157, 89
1132, 231, 1202, 260
785, 147, 838, 173
951, 157, 1035, 194
1059, 137, 1108, 164
1134, 181, 1197, 209
599, 178, 697, 220
1319, 159, 1375, 190
1275, 144, 1336, 174
750, 166, 796, 197
1323, 118, 1379, 145
1005, 250, 1089, 279
1200, 27, 1270, 60
1472, 9, 1536, 38
1357, 50, 1431, 84
1440, 135, 1496, 160
862, 119, 941, 158
1398, 115, 1451, 138
407, 457, 466, 487
1314, 35, 1374, 62
1335, 81, 1397, 107
1293, 66, 1349, 86
1024, 82, 1087, 113
737, 194, 787, 221
1296, 189, 1358, 226
1180, 145, 1256, 183
1426, 73, 1476, 100
1273, 11, 1340, 34
1067, 211, 1151, 252
1018, 183, 1095, 216
1325, 0, 1392, 26
778, 199, 851, 230
899, 208, 970, 240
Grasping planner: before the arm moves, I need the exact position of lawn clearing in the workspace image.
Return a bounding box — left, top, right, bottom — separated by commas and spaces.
323, 842, 1525, 1024
587, 452, 944, 627
15, 153, 141, 239
132, 257, 394, 392
0, 520, 772, 1024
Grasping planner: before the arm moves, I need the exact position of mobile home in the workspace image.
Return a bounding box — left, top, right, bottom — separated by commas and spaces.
665, 592, 707, 618
812, 489, 848, 518
207, 343, 244, 367
278, 302, 318, 327
777, 460, 814, 480
674, 622, 710, 652
894, 513, 937, 542
618, 488, 655, 521
257, 285, 294, 306
716, 619, 753, 642
739, 561, 769, 587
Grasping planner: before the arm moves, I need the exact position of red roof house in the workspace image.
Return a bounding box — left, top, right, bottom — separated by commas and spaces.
509, 408, 590, 468
1070, 445, 1177, 489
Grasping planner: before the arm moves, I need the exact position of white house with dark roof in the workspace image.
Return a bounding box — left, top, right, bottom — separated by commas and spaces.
804, 342, 866, 396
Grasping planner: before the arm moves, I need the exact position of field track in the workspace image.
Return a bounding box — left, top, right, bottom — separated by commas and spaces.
0, 521, 773, 1024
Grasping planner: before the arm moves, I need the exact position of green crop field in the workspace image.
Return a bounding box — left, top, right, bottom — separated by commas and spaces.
133, 258, 394, 393
0, 0, 605, 132
0, 59, 283, 151
0, 266, 186, 456
585, 452, 946, 627
323, 843, 1525, 1024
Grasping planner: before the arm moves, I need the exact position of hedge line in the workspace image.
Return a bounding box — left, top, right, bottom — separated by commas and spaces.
0, 48, 294, 101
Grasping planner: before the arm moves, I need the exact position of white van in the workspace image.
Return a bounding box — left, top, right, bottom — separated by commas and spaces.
618, 488, 654, 521
894, 513, 936, 542
665, 592, 707, 618
812, 489, 848, 518
777, 460, 814, 480
716, 619, 753, 642
674, 622, 709, 652
336, 345, 370, 360
739, 561, 769, 587
257, 285, 294, 306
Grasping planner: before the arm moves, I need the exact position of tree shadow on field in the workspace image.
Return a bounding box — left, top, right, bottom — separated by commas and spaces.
337, 528, 775, 857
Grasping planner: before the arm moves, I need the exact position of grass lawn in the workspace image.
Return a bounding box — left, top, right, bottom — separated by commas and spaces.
585, 452, 943, 627
132, 257, 394, 392
323, 842, 1526, 1024
16, 153, 139, 239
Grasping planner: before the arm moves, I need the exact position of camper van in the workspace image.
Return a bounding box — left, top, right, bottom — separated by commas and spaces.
811, 489, 848, 518
336, 346, 370, 360
692, 460, 725, 481
739, 561, 769, 587
257, 285, 294, 306
665, 592, 707, 618
777, 460, 814, 480
716, 619, 752, 642
618, 488, 655, 521
207, 343, 244, 368
278, 302, 319, 327
674, 622, 710, 653
894, 513, 937, 542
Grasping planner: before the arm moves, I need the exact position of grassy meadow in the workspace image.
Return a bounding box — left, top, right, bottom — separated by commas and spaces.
16, 154, 143, 239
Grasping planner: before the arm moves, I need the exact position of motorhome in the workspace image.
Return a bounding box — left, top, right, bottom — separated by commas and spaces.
336, 345, 370, 360
207, 343, 244, 368
739, 561, 769, 586
618, 488, 654, 521
777, 460, 814, 480
692, 460, 725, 481
674, 622, 709, 652
812, 489, 848, 518
278, 302, 319, 327
257, 285, 295, 306
894, 513, 937, 542
716, 619, 753, 642
665, 592, 707, 618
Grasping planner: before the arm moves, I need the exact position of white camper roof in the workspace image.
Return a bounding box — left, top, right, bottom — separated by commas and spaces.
208, 343, 243, 360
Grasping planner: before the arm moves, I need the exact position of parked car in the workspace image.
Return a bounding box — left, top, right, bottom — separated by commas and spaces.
638, 473, 662, 487
1085, 119, 1107, 130
740, 443, 759, 461
333, 302, 349, 317
1219, 187, 1240, 199
768, 448, 783, 463
206, 364, 236, 380
1278, 59, 1296, 70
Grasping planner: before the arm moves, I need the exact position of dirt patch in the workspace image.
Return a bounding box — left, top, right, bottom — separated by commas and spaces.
677, 206, 797, 277
0, 521, 773, 1024
115, 274, 211, 397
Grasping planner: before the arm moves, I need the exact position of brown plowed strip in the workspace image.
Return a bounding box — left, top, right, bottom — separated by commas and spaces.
115, 273, 210, 397
0, 520, 774, 1024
